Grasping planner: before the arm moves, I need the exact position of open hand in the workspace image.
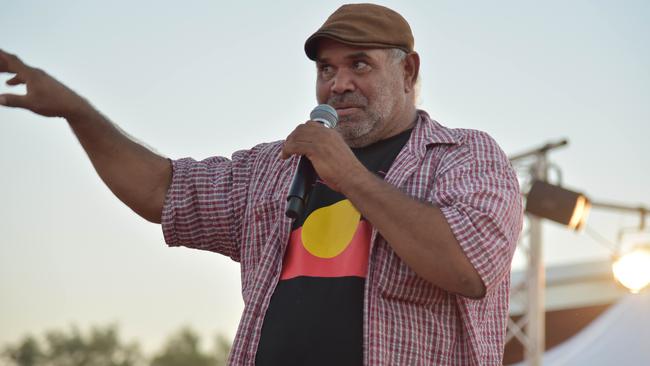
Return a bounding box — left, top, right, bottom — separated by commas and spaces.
0, 49, 89, 118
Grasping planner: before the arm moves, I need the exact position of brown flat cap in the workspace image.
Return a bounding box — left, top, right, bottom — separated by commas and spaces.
304, 3, 414, 60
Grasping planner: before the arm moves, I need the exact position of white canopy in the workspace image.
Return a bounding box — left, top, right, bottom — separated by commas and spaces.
514, 289, 650, 365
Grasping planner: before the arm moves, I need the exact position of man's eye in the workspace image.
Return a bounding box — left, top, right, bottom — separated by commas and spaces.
353, 61, 370, 71
319, 65, 334, 78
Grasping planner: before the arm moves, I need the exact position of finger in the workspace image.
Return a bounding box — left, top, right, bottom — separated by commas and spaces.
282, 140, 314, 159
290, 121, 316, 134
281, 121, 323, 159
288, 125, 324, 144
280, 140, 293, 160
306, 120, 326, 128
299, 121, 328, 130
0, 94, 29, 109
6, 75, 26, 86
0, 50, 28, 74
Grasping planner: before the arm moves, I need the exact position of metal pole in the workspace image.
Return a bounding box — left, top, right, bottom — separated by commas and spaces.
591, 202, 648, 230
507, 139, 571, 365
509, 139, 568, 162
526, 154, 547, 366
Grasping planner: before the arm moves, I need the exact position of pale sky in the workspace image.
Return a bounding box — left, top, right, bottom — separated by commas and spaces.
1, 0, 648, 353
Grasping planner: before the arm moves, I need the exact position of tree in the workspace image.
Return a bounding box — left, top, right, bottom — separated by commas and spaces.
1, 324, 144, 366
2, 336, 43, 366
211, 334, 230, 366
150, 327, 230, 366
1, 324, 231, 366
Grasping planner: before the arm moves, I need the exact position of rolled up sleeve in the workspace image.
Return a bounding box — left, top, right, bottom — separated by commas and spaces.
161, 149, 255, 262
434, 130, 523, 294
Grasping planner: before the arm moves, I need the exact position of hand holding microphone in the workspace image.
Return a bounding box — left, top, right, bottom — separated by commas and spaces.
284, 104, 338, 219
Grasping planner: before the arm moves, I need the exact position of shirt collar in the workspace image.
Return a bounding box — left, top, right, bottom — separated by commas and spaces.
405, 110, 459, 158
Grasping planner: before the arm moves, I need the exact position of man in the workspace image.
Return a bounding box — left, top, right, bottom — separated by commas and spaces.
0, 3, 522, 365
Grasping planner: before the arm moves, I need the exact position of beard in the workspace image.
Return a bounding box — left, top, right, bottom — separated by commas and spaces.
327, 90, 392, 148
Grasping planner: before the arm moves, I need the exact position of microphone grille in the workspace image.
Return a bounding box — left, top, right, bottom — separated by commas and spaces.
310, 104, 338, 128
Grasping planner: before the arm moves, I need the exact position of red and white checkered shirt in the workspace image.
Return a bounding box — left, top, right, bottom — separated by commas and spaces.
162, 110, 523, 365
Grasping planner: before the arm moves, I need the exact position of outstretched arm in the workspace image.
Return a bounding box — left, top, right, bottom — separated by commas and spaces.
0, 50, 171, 223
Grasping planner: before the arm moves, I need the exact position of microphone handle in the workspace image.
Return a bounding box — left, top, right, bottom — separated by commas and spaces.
285, 155, 316, 219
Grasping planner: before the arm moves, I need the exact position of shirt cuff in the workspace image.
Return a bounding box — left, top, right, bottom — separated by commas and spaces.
161, 157, 194, 247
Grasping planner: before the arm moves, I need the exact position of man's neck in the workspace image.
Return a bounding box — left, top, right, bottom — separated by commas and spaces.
383, 107, 418, 140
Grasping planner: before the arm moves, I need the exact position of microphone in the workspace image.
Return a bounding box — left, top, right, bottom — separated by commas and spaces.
285, 104, 338, 219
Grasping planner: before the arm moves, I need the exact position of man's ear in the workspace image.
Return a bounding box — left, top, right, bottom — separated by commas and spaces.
403, 52, 420, 93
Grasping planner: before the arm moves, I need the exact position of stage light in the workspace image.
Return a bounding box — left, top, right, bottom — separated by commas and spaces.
525, 180, 591, 230
612, 245, 650, 293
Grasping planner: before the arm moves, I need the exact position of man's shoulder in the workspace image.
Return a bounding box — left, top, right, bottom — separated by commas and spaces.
422, 115, 502, 151
418, 113, 509, 164
448, 127, 500, 148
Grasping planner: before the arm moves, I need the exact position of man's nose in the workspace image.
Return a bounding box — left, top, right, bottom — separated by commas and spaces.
330, 69, 356, 94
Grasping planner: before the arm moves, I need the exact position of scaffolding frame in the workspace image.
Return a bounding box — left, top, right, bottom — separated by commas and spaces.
506, 139, 648, 365
507, 140, 568, 366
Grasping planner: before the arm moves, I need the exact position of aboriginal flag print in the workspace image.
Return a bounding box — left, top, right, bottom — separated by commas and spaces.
281, 198, 372, 280
255, 128, 412, 366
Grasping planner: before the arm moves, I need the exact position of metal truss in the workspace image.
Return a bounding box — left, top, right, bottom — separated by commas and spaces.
506, 140, 568, 366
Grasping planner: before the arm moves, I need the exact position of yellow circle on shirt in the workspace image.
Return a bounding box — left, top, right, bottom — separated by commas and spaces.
301, 199, 361, 258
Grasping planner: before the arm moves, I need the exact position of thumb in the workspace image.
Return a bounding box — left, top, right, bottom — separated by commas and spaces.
0, 94, 29, 109
6, 75, 26, 86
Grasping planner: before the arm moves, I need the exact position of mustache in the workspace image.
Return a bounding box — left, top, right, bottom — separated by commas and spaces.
327, 92, 368, 108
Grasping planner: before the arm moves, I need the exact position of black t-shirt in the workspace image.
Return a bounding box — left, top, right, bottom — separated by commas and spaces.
255, 129, 412, 366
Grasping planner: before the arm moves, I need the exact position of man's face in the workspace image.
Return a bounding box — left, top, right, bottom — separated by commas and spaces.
315, 39, 406, 148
